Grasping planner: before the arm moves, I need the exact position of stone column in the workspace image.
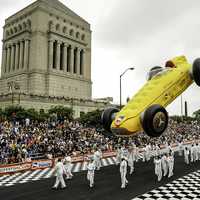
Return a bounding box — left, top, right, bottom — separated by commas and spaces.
23, 39, 30, 70
70, 45, 74, 74
6, 45, 11, 72
63, 43, 68, 72
48, 40, 54, 69
15, 43, 19, 70
1, 44, 7, 74
19, 40, 24, 69
10, 44, 15, 72
55, 41, 61, 69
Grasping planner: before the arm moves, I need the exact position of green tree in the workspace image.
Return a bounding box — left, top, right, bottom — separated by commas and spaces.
48, 106, 73, 121
78, 109, 103, 127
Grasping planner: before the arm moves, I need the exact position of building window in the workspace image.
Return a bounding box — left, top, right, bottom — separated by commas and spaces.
76, 32, 80, 39
69, 29, 74, 36
67, 46, 71, 72
80, 49, 83, 75
53, 41, 57, 69
73, 48, 77, 73
60, 43, 64, 70
81, 34, 85, 41
56, 24, 60, 31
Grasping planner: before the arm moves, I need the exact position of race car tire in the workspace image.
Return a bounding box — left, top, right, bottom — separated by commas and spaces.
101, 107, 119, 132
192, 58, 200, 86
142, 104, 168, 137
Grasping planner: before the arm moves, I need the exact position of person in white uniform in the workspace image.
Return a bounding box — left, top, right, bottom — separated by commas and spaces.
167, 153, 174, 178
120, 157, 128, 188
93, 149, 102, 170
154, 156, 162, 181
52, 158, 66, 189
190, 144, 195, 162
184, 147, 190, 165
161, 154, 168, 176
87, 156, 96, 188
64, 155, 73, 179
178, 141, 183, 156
116, 146, 122, 165
127, 147, 134, 174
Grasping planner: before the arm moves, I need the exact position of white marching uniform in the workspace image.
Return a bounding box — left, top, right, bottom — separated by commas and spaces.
178, 142, 183, 156
116, 148, 122, 165
167, 155, 174, 178
161, 155, 168, 176
190, 145, 195, 162
53, 161, 66, 189
184, 148, 190, 164
197, 144, 200, 160
154, 158, 162, 181
94, 150, 102, 170
127, 150, 134, 174
64, 156, 73, 179
120, 159, 128, 188
134, 146, 139, 162
145, 144, 151, 161
87, 161, 95, 187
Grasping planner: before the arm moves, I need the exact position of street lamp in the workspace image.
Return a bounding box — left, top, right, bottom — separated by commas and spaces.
120, 67, 134, 109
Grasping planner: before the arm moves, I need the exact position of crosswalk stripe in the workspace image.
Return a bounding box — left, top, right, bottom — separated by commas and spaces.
44, 168, 54, 178
107, 157, 115, 165
81, 161, 88, 171
73, 162, 82, 172
32, 168, 49, 180
102, 158, 109, 166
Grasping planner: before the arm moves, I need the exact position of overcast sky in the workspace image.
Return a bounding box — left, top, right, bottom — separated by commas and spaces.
1, 0, 200, 116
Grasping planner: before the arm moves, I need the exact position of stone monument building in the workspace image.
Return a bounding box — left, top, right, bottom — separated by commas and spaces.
0, 0, 110, 117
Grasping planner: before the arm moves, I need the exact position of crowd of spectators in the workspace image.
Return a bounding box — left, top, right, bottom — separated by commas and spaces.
0, 117, 200, 164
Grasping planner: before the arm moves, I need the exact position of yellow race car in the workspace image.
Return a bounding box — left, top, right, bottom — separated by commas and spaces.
101, 56, 200, 137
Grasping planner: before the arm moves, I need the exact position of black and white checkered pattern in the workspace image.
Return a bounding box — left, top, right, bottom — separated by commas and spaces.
133, 170, 200, 200
0, 156, 117, 187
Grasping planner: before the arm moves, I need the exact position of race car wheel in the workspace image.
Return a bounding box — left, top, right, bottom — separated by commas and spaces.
101, 107, 119, 132
192, 58, 200, 86
142, 104, 168, 137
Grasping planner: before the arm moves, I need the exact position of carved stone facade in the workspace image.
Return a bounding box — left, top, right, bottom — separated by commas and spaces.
0, 0, 109, 117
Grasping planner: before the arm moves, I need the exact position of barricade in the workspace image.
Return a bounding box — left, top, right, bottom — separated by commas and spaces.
0, 162, 32, 175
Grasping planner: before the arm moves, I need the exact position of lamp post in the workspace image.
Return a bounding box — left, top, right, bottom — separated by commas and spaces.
120, 67, 134, 109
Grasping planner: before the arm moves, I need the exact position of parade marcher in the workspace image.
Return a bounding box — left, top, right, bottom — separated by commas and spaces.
116, 146, 122, 165
127, 147, 134, 174
154, 156, 162, 181
134, 145, 139, 162
87, 156, 96, 188
194, 144, 198, 162
178, 141, 183, 156
161, 154, 168, 176
190, 144, 195, 162
120, 157, 128, 188
197, 143, 200, 160
155, 144, 161, 157
64, 155, 73, 180
52, 158, 66, 189
167, 153, 174, 178
184, 147, 190, 165
93, 148, 102, 170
